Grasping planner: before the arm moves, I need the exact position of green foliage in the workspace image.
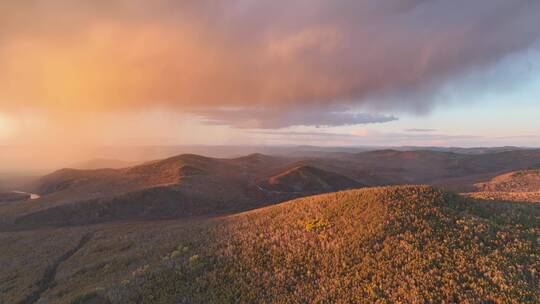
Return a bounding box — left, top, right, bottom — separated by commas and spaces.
188, 254, 201, 264
178, 244, 190, 254
300, 218, 331, 232
170, 250, 181, 259
164, 243, 191, 260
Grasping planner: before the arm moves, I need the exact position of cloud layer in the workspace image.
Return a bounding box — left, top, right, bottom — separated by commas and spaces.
198, 107, 397, 128
1, 0, 539, 128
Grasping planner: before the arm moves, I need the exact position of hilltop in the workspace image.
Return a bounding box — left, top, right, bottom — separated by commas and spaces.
2, 186, 537, 303
468, 169, 540, 203
69, 159, 140, 170
2, 154, 360, 227
3, 149, 540, 227
262, 164, 362, 193
111, 186, 538, 303
475, 169, 540, 192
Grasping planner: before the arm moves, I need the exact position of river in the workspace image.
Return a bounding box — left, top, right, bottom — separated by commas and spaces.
12, 191, 41, 200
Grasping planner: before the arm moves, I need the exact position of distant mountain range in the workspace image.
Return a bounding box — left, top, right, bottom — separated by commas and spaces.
2, 149, 540, 228
0, 145, 533, 176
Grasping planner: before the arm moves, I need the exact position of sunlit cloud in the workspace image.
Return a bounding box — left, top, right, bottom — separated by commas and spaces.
0, 0, 539, 129
0, 113, 15, 140
248, 128, 485, 147
0, 0, 538, 170
405, 129, 437, 133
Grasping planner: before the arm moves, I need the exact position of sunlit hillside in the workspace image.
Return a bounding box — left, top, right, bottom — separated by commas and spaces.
3, 186, 537, 303
469, 170, 540, 203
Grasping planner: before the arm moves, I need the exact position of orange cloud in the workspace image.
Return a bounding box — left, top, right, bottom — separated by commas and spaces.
0, 0, 538, 128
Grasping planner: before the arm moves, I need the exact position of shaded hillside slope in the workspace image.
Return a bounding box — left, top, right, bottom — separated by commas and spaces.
0, 154, 261, 226
12, 167, 364, 227
0, 192, 30, 203
36, 154, 240, 197
262, 164, 362, 193
283, 149, 540, 192
34, 149, 540, 201
5, 149, 540, 227
4, 155, 366, 227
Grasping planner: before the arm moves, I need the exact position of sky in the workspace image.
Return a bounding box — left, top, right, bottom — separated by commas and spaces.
1, 0, 540, 153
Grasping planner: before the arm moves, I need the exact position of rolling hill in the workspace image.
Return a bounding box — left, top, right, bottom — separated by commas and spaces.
468, 169, 540, 203
112, 186, 538, 304
283, 149, 540, 192
1, 186, 538, 303
262, 164, 362, 193
475, 169, 540, 192
69, 159, 140, 170
25, 149, 540, 199
2, 154, 365, 227
0, 192, 30, 203
3, 149, 540, 228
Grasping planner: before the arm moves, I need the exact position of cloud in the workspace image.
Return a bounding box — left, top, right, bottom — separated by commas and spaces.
249, 129, 482, 146
197, 107, 397, 128
0, 0, 539, 128
254, 130, 479, 141
405, 128, 438, 133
